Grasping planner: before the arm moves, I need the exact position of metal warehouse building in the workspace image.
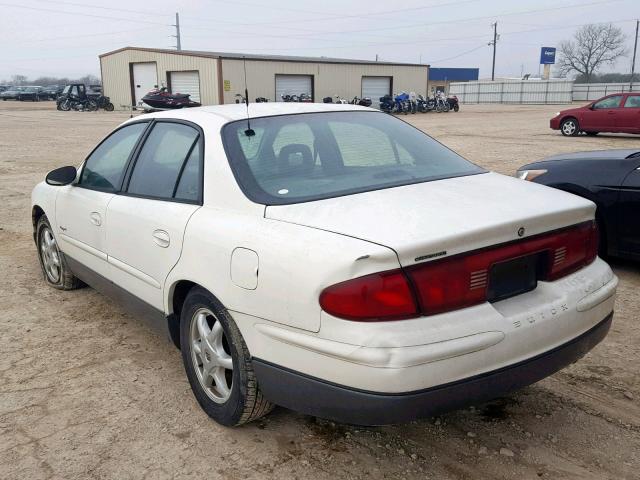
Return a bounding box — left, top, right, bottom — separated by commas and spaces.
99, 47, 429, 109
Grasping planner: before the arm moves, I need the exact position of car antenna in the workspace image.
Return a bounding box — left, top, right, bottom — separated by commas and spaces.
242, 56, 255, 137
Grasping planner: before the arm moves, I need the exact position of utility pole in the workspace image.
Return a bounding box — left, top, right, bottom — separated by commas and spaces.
489, 22, 498, 81
631, 19, 639, 91
172, 12, 182, 51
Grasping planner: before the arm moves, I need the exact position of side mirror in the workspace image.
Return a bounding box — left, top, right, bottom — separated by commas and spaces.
46, 166, 77, 186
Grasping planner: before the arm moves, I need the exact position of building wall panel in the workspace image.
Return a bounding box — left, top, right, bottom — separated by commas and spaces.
220, 59, 427, 104
100, 50, 219, 109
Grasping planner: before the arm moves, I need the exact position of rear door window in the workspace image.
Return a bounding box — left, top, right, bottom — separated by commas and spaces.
126, 122, 201, 202
624, 95, 640, 108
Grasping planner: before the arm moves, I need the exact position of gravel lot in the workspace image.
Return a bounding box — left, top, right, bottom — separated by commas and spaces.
1, 101, 639, 480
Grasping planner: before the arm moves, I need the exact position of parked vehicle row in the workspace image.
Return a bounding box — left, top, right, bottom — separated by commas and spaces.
0, 85, 64, 101
33, 102, 616, 428
380, 91, 459, 114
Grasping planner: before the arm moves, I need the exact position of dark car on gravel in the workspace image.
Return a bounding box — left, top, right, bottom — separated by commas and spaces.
551, 93, 640, 136
18, 86, 45, 101
1, 87, 25, 100
517, 149, 640, 260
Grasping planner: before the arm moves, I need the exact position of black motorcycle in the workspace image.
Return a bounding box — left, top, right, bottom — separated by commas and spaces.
447, 95, 460, 112
379, 94, 394, 113
93, 94, 114, 111
58, 95, 97, 111
350, 96, 373, 107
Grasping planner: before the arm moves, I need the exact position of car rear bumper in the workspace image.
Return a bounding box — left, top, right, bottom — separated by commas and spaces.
253, 312, 612, 425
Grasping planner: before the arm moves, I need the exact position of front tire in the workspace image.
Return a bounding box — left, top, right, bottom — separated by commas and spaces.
180, 287, 274, 426
104, 102, 114, 112
36, 216, 83, 290
560, 118, 580, 136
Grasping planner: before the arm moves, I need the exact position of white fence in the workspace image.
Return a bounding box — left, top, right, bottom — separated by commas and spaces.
449, 80, 573, 104
572, 83, 640, 101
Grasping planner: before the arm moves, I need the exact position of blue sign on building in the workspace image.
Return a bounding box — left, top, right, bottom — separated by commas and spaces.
540, 47, 556, 65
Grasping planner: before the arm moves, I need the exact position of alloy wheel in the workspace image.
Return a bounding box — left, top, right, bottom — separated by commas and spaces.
562, 120, 577, 135
40, 227, 61, 283
190, 308, 234, 403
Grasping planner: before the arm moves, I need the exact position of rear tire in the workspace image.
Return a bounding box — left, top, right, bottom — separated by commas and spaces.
180, 287, 274, 426
36, 216, 83, 290
105, 102, 114, 112
560, 118, 580, 136
453, 104, 459, 112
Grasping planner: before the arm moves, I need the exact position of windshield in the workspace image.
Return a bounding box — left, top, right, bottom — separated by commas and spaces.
222, 111, 484, 205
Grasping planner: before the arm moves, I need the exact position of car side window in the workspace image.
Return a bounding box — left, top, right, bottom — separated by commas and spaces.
624, 95, 640, 108
79, 122, 147, 192
174, 138, 202, 202
127, 122, 200, 201
593, 95, 623, 109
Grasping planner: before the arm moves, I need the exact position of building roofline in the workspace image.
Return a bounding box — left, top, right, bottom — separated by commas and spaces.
99, 46, 430, 68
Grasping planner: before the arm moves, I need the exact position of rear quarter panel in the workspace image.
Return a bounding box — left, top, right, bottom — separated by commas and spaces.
165, 205, 401, 332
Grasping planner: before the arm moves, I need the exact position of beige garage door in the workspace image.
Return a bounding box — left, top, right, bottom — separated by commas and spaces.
169, 71, 201, 103
362, 76, 391, 108
276, 75, 313, 102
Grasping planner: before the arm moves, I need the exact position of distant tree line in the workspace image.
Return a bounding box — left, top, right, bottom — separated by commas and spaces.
1, 74, 101, 86
573, 72, 640, 84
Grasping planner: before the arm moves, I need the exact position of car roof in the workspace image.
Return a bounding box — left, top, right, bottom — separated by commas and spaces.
139, 102, 375, 124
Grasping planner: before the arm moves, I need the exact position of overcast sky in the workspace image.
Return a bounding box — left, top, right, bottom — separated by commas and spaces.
0, 0, 638, 81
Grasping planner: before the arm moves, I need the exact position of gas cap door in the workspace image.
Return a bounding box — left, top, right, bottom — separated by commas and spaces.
230, 247, 259, 290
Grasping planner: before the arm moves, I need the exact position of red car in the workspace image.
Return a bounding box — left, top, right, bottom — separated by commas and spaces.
550, 92, 640, 136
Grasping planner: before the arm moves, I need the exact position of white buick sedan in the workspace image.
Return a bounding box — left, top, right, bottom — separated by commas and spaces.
32, 103, 618, 426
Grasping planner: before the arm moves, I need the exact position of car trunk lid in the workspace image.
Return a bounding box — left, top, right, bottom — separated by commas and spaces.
265, 172, 595, 267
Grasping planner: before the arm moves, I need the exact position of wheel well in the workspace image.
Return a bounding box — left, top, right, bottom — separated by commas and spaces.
167, 280, 197, 349
32, 205, 45, 242
561, 116, 578, 125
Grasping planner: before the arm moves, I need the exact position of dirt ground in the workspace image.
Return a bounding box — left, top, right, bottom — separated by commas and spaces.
1, 101, 639, 480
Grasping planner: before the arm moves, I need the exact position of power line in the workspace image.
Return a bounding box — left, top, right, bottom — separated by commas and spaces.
0, 2, 171, 26
26, 0, 172, 17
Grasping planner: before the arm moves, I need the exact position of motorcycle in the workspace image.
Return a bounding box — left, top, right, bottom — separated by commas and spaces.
334, 95, 348, 104
298, 93, 313, 103
394, 92, 410, 115
447, 95, 460, 112
58, 95, 98, 111
141, 87, 201, 110
435, 92, 450, 113
93, 94, 114, 111
350, 96, 373, 107
255, 97, 269, 103
416, 95, 430, 113
379, 94, 394, 113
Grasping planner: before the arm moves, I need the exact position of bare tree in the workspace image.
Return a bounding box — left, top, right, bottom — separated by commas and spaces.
557, 23, 627, 82
10, 74, 28, 85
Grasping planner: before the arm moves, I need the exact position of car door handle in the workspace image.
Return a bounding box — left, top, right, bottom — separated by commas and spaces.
152, 229, 170, 248
89, 212, 102, 226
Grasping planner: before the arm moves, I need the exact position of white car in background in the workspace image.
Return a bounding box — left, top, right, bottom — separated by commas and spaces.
32, 103, 617, 426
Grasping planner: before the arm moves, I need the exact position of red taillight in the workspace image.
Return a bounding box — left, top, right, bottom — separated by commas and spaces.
319, 270, 418, 321
320, 221, 598, 321
547, 220, 598, 280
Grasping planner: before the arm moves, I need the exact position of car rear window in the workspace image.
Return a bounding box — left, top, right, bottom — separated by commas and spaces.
222, 111, 484, 205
